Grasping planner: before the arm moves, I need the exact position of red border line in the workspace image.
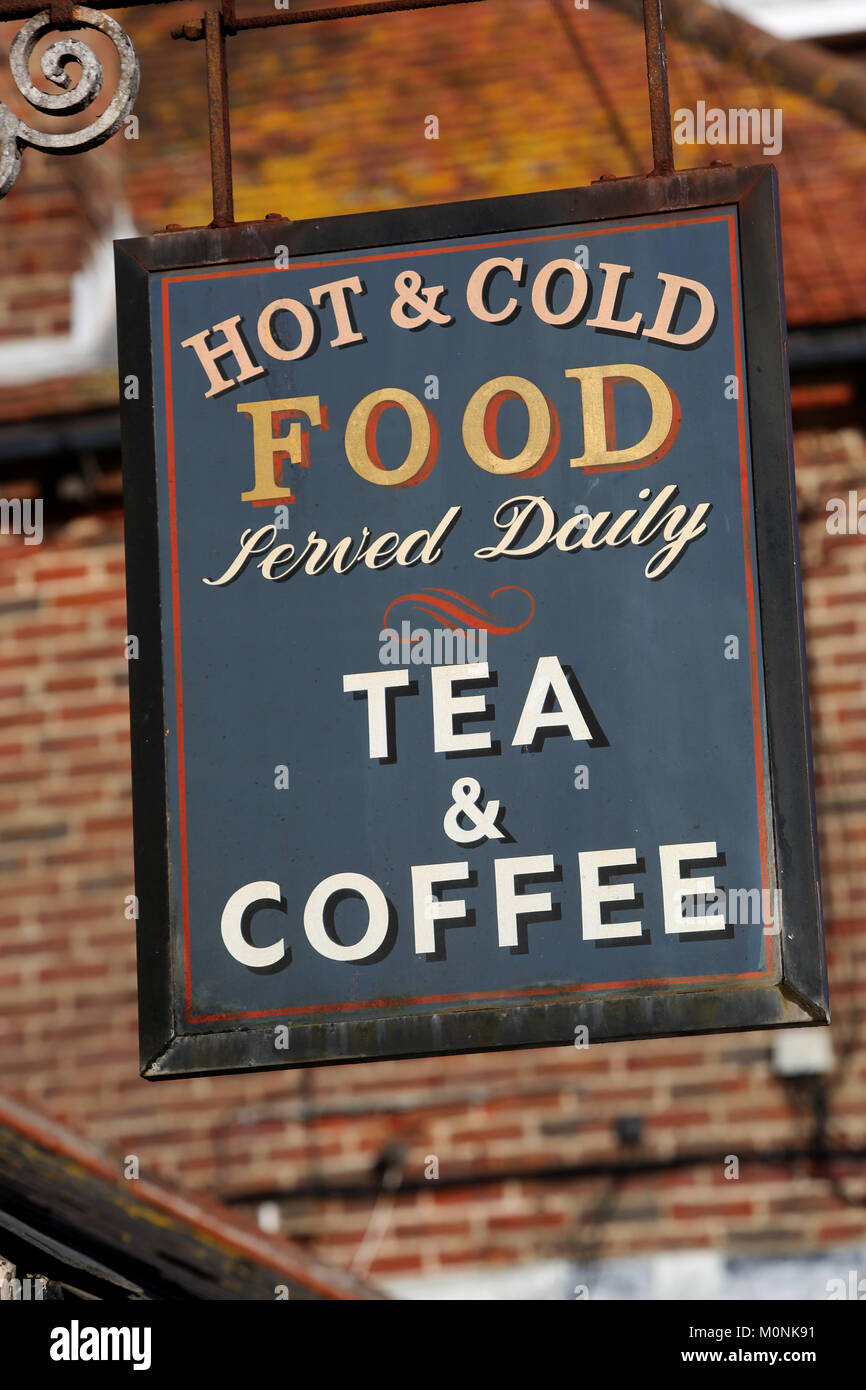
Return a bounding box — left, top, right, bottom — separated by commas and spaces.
193, 969, 772, 1023
158, 210, 774, 1027
162, 216, 732, 288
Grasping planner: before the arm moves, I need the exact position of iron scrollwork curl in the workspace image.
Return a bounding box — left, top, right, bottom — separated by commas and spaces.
0, 7, 139, 196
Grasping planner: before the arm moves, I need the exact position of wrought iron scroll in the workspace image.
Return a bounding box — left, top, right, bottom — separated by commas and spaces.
0, 6, 139, 197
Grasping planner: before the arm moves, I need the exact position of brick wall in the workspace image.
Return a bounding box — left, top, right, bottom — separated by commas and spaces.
0, 395, 864, 1285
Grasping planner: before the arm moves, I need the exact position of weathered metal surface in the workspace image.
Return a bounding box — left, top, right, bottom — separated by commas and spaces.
174, 0, 487, 41
0, 6, 139, 197
204, 6, 233, 227
0, 1, 488, 203
176, 0, 489, 226
0, 0, 675, 224
116, 166, 826, 1079
0, 0, 173, 16
0, 1094, 383, 1298
169, 0, 669, 226
642, 0, 674, 175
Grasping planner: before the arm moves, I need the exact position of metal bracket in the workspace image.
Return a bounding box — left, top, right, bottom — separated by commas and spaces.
0, 5, 139, 197
0, 0, 677, 228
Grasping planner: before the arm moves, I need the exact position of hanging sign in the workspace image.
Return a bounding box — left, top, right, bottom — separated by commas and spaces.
117, 164, 826, 1078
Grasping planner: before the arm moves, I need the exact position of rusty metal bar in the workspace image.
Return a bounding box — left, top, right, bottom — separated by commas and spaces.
175, 0, 486, 42
641, 0, 674, 175
0, 0, 484, 22
231, 0, 485, 32
0, 0, 177, 17
204, 7, 234, 226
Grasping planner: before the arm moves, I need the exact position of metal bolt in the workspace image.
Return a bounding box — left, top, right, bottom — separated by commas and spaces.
172, 21, 204, 40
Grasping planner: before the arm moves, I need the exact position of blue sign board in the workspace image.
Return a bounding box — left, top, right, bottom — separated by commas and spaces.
117, 166, 826, 1077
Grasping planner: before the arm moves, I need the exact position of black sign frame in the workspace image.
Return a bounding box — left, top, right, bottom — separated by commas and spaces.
116, 163, 827, 1079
